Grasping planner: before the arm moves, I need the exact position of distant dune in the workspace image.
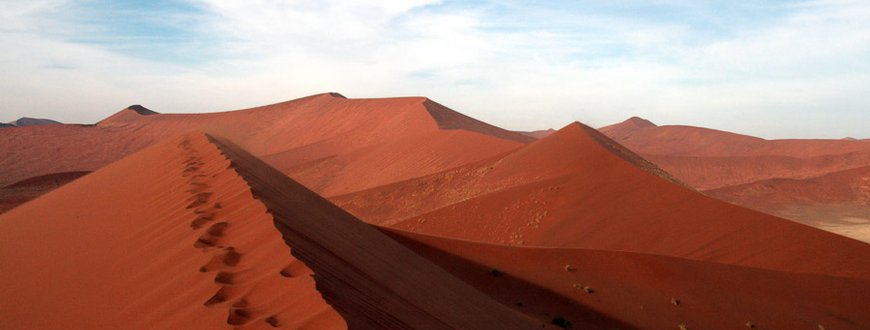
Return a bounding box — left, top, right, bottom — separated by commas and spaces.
1, 117, 62, 127
705, 165, 870, 242
600, 116, 870, 242
96, 104, 159, 124
338, 122, 870, 278
211, 134, 545, 329
0, 133, 546, 329
0, 93, 529, 213
0, 171, 90, 214
3, 131, 868, 329
600, 117, 870, 189
2, 94, 869, 328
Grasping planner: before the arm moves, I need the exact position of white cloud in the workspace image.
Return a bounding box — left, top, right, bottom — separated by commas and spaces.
1, 0, 868, 138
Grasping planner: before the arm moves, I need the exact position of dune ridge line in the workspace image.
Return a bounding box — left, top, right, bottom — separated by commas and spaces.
205, 133, 545, 329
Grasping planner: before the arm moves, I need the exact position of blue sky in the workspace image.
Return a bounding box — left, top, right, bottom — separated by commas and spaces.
1, 0, 868, 138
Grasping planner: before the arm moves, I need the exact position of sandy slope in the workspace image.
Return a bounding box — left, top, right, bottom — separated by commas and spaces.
3, 97, 868, 328
2, 126, 868, 328
0, 93, 529, 213
0, 133, 544, 329
209, 135, 546, 329
0, 133, 342, 329
705, 165, 870, 242
600, 117, 870, 189
386, 228, 870, 329
706, 165, 870, 206
0, 171, 90, 214
337, 122, 870, 279
599, 117, 870, 241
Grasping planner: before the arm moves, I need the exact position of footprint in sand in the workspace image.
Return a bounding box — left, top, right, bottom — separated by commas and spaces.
198, 246, 242, 271
223, 247, 242, 267
182, 166, 202, 174
227, 305, 252, 326
279, 267, 295, 278
186, 192, 212, 209
206, 222, 228, 236
189, 213, 214, 229
194, 222, 230, 248
214, 271, 233, 284
279, 260, 309, 278
204, 286, 233, 306
265, 315, 281, 327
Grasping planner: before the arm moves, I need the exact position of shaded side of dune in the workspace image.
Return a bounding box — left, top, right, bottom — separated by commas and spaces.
422, 99, 535, 144
0, 133, 344, 329
1, 93, 529, 201
208, 134, 545, 329
3, 171, 91, 189
383, 228, 870, 329
338, 122, 870, 280
0, 171, 90, 214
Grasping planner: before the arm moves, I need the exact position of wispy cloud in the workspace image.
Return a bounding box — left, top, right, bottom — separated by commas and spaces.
1, 0, 868, 138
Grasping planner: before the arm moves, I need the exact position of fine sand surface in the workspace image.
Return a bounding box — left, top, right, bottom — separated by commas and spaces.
209, 134, 547, 329
337, 122, 870, 279
2, 95, 869, 328
385, 228, 870, 329
0, 93, 529, 214
600, 116, 870, 189
0, 133, 545, 329
599, 117, 870, 241
0, 133, 341, 329
6, 132, 867, 329
0, 171, 90, 214
705, 166, 870, 242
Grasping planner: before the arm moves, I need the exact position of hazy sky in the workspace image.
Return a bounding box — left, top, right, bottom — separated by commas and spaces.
1, 0, 868, 138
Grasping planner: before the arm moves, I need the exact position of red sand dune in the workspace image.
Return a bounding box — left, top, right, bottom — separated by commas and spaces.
706, 165, 870, 242
0, 93, 529, 214
599, 117, 870, 241
0, 171, 90, 214
3, 95, 869, 328
707, 165, 870, 207
210, 135, 546, 329
0, 133, 341, 329
386, 228, 870, 329
599, 116, 870, 190
337, 122, 870, 279
5, 131, 867, 329
0, 133, 544, 329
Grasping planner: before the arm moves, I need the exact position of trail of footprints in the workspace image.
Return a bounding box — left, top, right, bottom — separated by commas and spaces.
178, 139, 293, 328
177, 139, 824, 330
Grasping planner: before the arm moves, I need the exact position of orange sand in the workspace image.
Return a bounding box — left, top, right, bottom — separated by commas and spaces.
600, 116, 870, 241
0, 94, 528, 214
2, 95, 868, 329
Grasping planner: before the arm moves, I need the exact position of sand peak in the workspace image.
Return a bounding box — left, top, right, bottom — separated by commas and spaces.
542, 121, 687, 186
124, 105, 159, 116
624, 116, 657, 128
